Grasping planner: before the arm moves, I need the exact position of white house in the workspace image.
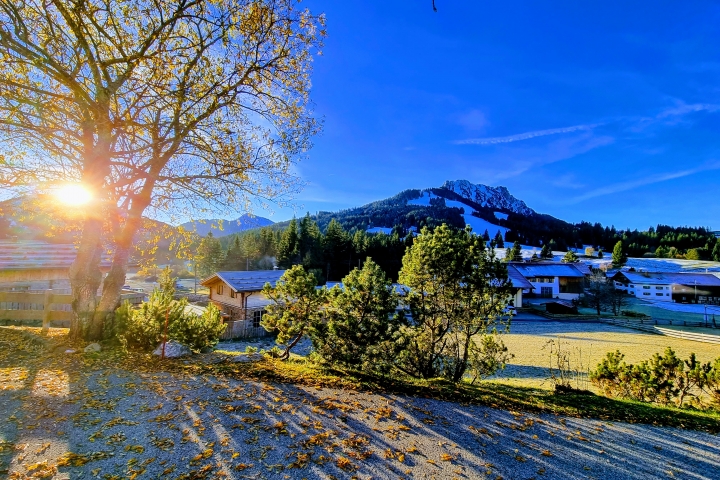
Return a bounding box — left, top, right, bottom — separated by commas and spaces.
611, 271, 720, 304
510, 262, 590, 300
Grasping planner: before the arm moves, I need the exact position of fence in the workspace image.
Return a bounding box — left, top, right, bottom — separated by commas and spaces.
218, 307, 272, 340
0, 290, 145, 330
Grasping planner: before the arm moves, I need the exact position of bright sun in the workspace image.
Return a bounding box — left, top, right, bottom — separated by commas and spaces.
55, 184, 93, 206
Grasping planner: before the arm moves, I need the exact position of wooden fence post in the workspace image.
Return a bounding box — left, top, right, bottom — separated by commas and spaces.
42, 289, 52, 334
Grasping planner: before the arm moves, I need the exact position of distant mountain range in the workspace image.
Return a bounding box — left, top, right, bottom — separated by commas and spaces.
180, 214, 273, 236
295, 179, 560, 244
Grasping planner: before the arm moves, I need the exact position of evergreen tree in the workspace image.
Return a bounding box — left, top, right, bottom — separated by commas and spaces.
493, 230, 505, 248
196, 232, 224, 278
398, 225, 514, 382
313, 259, 403, 372
597, 249, 604, 259
612, 241, 627, 266
510, 241, 523, 261
261, 265, 327, 360
322, 219, 350, 281
299, 213, 323, 270
277, 218, 300, 268
713, 242, 720, 262
561, 250, 579, 263
540, 243, 553, 259
223, 235, 245, 270
482, 229, 490, 242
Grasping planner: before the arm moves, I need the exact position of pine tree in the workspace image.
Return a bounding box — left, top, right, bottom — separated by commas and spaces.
612, 241, 626, 266
313, 258, 402, 372
540, 243, 553, 259
277, 218, 300, 268
322, 219, 350, 281
493, 230, 505, 248
196, 232, 224, 277
510, 241, 523, 261
482, 229, 490, 242
298, 213, 323, 270
398, 224, 513, 382
223, 235, 245, 270
261, 265, 327, 360
713, 241, 720, 262
561, 250, 579, 263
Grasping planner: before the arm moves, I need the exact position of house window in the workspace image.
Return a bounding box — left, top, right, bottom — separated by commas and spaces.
252, 310, 265, 328
230, 290, 236, 299
643, 286, 650, 289
643, 292, 650, 296
216, 284, 223, 295
656, 293, 663, 296
630, 284, 635, 288
656, 286, 663, 290
540, 287, 553, 298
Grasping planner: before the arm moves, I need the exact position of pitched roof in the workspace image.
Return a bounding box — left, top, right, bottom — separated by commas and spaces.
611, 271, 720, 287
511, 262, 588, 279
200, 270, 286, 292
0, 241, 112, 270
506, 265, 534, 289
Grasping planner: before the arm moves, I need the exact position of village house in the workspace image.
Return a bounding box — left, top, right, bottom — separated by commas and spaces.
611, 271, 720, 305
0, 241, 142, 327
200, 270, 286, 339
510, 262, 591, 300
506, 265, 534, 307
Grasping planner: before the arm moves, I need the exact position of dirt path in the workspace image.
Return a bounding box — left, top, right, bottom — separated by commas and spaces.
1, 330, 719, 479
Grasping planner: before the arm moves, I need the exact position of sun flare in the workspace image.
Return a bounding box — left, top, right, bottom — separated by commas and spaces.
55, 184, 93, 206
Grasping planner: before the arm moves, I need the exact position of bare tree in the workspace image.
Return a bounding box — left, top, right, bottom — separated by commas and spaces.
0, 0, 324, 340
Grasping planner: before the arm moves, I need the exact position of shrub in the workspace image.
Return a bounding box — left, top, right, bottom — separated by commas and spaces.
467, 333, 513, 385
621, 310, 649, 318
169, 303, 225, 352
590, 348, 720, 409
119, 290, 186, 351
312, 259, 404, 374
115, 291, 226, 353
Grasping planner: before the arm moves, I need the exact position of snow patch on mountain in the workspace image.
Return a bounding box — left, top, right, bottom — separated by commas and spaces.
408, 192, 508, 237
494, 212, 509, 220
441, 180, 534, 216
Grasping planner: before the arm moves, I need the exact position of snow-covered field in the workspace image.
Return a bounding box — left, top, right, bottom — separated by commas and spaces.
365, 226, 394, 235
586, 256, 720, 273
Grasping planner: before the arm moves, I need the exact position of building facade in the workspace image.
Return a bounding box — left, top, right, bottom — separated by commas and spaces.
510, 262, 590, 300
611, 271, 720, 305
201, 270, 286, 339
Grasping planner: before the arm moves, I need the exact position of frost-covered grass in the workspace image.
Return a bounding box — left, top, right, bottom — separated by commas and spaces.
491, 320, 720, 390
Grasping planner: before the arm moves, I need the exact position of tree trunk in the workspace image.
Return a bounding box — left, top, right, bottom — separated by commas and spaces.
92, 211, 145, 338
69, 217, 104, 342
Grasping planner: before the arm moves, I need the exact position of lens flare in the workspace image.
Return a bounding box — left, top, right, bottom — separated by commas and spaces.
55, 184, 92, 206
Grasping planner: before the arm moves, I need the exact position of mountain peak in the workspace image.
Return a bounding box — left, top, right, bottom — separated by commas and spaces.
440, 180, 534, 216
180, 213, 273, 236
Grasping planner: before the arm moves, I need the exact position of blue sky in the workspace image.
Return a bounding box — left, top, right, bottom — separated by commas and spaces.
255, 1, 720, 230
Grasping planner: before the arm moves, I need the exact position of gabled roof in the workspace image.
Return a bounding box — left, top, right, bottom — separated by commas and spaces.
611, 271, 720, 287
200, 270, 286, 292
507, 265, 534, 289
0, 241, 112, 270
511, 262, 588, 279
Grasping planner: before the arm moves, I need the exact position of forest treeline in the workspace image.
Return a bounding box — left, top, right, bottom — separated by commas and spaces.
196, 215, 413, 282
193, 209, 720, 283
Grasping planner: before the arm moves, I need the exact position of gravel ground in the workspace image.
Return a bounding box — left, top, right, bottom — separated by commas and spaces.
2, 356, 719, 480
217, 336, 314, 356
